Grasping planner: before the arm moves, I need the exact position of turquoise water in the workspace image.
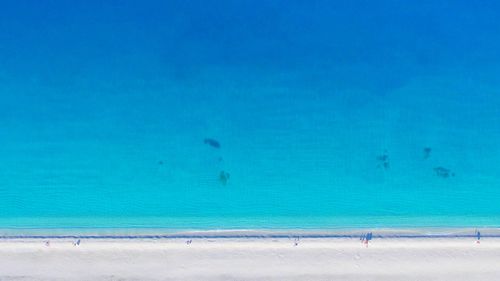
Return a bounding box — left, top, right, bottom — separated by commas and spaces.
1, 1, 500, 230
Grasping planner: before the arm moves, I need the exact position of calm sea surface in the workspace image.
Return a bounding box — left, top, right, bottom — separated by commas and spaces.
1, 1, 500, 229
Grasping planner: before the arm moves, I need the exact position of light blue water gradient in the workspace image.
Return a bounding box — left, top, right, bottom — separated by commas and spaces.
1, 0, 500, 229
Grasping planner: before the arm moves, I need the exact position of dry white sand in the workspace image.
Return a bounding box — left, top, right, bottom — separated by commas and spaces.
1, 237, 499, 280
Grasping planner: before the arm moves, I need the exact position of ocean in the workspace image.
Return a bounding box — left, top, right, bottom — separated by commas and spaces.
1, 0, 500, 230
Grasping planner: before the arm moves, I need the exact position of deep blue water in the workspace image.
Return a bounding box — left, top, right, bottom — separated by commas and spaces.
1, 0, 500, 229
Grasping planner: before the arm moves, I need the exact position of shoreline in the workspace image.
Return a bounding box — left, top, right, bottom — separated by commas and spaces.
1, 227, 498, 239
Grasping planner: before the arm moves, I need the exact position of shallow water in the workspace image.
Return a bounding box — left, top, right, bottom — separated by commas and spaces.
1, 1, 500, 229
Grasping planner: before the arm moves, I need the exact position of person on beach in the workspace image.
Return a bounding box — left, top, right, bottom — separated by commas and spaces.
294, 237, 300, 246
364, 232, 373, 247
476, 230, 481, 244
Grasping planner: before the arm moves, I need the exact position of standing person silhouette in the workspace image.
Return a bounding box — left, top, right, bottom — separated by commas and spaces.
364, 232, 373, 247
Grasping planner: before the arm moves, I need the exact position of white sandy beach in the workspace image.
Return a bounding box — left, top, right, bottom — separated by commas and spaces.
1, 236, 500, 281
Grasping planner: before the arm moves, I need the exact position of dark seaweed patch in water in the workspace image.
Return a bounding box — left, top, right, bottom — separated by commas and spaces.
204, 138, 220, 148
219, 171, 230, 185
434, 167, 455, 178
423, 147, 432, 159
377, 155, 388, 162
376, 152, 389, 169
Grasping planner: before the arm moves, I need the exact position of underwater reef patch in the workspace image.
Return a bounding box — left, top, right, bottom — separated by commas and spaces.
434, 167, 455, 178
219, 171, 230, 185
204, 138, 221, 148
